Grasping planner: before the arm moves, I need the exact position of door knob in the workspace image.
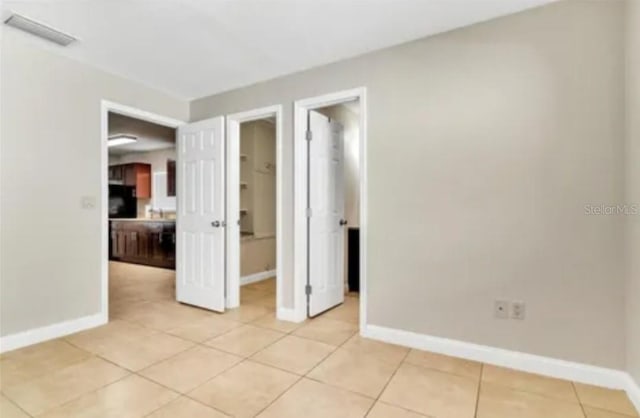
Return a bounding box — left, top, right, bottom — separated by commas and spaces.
339, 219, 348, 226
211, 221, 220, 227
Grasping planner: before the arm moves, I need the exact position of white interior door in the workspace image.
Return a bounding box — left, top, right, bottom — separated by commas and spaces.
176, 116, 226, 312
308, 110, 345, 317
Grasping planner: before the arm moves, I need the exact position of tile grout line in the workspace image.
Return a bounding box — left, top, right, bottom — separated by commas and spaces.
364, 346, 413, 417
473, 363, 484, 418
571, 381, 589, 418
1, 391, 35, 418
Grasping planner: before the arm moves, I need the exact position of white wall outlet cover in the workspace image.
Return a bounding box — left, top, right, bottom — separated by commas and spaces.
511, 301, 526, 320
494, 300, 509, 319
81, 196, 97, 209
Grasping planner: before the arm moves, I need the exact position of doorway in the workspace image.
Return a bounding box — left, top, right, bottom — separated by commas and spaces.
293, 88, 367, 327
226, 106, 283, 316
100, 101, 184, 320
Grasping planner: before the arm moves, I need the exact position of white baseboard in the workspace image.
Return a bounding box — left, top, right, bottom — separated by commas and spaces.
362, 324, 630, 391
276, 307, 306, 323
625, 374, 640, 414
0, 313, 107, 354
241, 270, 276, 286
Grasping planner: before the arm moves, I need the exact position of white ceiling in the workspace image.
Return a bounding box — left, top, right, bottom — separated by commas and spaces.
2, 0, 556, 100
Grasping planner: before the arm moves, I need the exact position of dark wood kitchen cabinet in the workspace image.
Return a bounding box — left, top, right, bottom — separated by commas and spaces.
108, 163, 152, 198
167, 159, 176, 197
109, 221, 175, 269
108, 165, 124, 182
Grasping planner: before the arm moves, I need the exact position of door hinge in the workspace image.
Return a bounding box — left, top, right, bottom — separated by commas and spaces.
305, 284, 312, 296
305, 130, 313, 141
306, 207, 312, 218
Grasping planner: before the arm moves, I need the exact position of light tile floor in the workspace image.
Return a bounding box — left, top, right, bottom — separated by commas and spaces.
0, 261, 637, 418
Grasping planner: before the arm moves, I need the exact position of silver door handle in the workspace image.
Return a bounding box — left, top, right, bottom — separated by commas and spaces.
211, 221, 221, 227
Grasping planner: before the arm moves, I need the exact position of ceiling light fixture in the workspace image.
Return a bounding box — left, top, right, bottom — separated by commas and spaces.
4, 13, 77, 46
108, 134, 137, 147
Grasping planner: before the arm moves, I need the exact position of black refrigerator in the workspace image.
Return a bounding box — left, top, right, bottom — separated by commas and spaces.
108, 184, 137, 218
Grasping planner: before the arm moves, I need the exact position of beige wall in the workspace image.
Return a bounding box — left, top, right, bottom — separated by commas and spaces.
241, 237, 276, 277
239, 120, 277, 277
0, 33, 188, 336
191, 1, 626, 368
626, 0, 640, 385
240, 120, 276, 238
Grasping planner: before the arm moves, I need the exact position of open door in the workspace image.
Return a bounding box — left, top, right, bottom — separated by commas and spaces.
308, 110, 346, 316
176, 116, 226, 312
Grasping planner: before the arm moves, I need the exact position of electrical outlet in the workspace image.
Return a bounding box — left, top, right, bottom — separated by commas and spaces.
511, 301, 526, 320
494, 300, 509, 319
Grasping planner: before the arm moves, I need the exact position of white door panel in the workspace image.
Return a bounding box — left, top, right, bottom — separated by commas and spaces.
308, 110, 345, 317
176, 117, 226, 312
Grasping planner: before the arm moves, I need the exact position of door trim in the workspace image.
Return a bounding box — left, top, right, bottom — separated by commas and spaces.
225, 105, 283, 314
293, 87, 367, 327
100, 100, 184, 322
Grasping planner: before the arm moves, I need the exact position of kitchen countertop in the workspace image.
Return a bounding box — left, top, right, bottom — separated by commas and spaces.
109, 218, 176, 223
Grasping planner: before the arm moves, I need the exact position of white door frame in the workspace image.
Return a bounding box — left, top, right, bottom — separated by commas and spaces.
226, 105, 283, 313
100, 100, 185, 321
293, 87, 367, 328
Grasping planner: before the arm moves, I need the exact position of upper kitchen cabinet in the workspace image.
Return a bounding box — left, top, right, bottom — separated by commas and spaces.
124, 163, 151, 198
109, 163, 152, 198
108, 165, 124, 182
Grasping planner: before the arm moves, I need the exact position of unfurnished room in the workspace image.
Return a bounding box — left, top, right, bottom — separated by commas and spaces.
1, 1, 639, 417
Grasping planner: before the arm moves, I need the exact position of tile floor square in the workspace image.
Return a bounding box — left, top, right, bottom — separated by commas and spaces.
221, 305, 272, 323
205, 325, 285, 357
307, 348, 399, 398
188, 360, 298, 418
140, 345, 242, 393
476, 382, 585, 418
3, 357, 128, 416
380, 362, 478, 418
0, 340, 91, 390
341, 335, 408, 366
481, 364, 578, 402
404, 349, 482, 380
583, 406, 639, 418
256, 378, 373, 418
38, 374, 179, 418
574, 383, 639, 416
165, 315, 242, 342
91, 332, 194, 371
251, 335, 335, 375
251, 313, 304, 333
293, 317, 358, 346
367, 401, 427, 418
147, 396, 230, 417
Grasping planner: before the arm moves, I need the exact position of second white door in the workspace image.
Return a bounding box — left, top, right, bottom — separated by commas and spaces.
176, 116, 226, 312
308, 110, 346, 317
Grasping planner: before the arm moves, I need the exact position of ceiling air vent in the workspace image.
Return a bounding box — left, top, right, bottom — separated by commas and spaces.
4, 13, 76, 46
